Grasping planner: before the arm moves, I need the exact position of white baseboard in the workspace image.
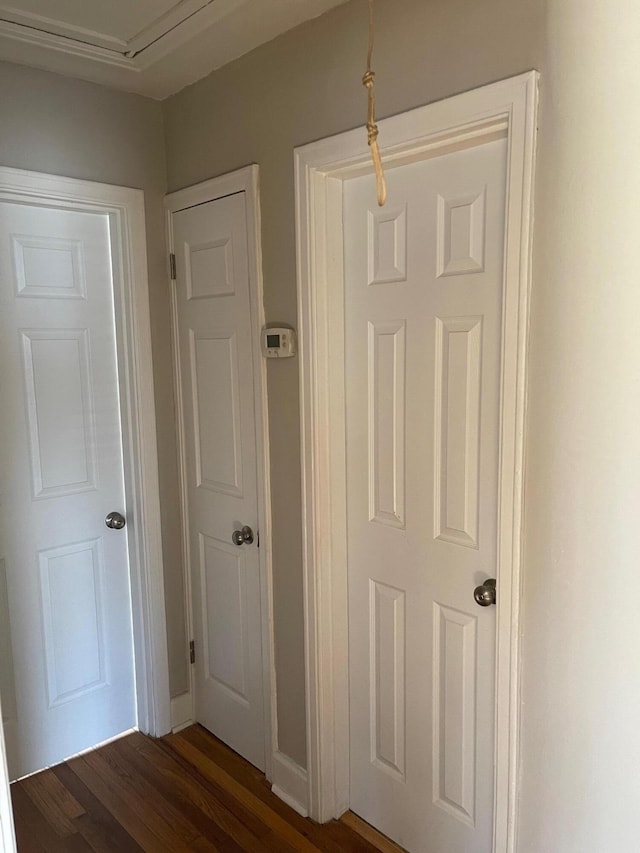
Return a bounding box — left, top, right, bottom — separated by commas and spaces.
170, 692, 193, 733
271, 750, 308, 817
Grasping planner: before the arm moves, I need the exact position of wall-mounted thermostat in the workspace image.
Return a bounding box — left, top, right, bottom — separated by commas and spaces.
262, 327, 297, 358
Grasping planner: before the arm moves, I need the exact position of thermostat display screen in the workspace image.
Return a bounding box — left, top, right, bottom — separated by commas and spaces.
266, 334, 280, 348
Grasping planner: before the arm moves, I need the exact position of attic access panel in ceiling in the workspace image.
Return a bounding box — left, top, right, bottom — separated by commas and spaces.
0, 0, 213, 57
0, 0, 348, 97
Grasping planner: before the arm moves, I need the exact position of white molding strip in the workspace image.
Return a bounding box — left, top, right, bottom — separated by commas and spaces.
271, 751, 309, 818
0, 696, 15, 853
165, 164, 275, 781
294, 72, 539, 851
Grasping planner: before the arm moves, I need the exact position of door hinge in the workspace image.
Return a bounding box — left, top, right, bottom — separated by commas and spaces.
189, 640, 195, 664
169, 252, 176, 280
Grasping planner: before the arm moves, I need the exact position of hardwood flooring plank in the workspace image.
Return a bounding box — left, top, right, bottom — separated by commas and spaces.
174, 727, 365, 853
10, 727, 386, 853
21, 770, 85, 838
91, 742, 212, 851
341, 811, 408, 853
111, 734, 260, 853
10, 784, 91, 852
67, 753, 181, 853
164, 732, 325, 853
52, 763, 144, 853
11, 785, 48, 853
152, 735, 302, 853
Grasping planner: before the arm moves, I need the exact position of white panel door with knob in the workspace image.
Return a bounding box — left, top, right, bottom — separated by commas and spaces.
172, 190, 265, 770
0, 200, 136, 781
345, 137, 507, 852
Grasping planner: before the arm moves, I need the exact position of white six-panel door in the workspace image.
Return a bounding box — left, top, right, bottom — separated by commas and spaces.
0, 201, 137, 780
345, 137, 507, 852
173, 191, 265, 771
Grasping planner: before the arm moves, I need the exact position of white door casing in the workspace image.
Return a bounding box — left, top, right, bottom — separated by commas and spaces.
345, 138, 506, 851
295, 72, 538, 851
0, 693, 15, 853
166, 166, 274, 778
0, 167, 170, 792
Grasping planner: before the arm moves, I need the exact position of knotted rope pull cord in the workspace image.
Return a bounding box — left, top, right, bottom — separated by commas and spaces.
363, 0, 387, 206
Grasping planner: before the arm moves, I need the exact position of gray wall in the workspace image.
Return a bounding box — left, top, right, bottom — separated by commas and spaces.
163, 0, 545, 768
0, 61, 189, 698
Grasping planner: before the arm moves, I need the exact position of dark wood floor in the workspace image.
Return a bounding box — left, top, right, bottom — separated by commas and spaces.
10, 724, 390, 852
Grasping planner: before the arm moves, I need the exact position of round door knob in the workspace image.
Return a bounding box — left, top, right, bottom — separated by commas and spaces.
474, 578, 496, 607
105, 511, 126, 530
232, 525, 254, 546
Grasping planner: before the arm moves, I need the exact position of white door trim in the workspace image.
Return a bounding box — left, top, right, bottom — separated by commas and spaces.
0, 167, 171, 846
0, 693, 15, 853
165, 165, 275, 780
294, 72, 538, 850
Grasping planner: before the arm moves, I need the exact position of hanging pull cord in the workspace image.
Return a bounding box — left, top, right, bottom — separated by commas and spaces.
363, 0, 387, 206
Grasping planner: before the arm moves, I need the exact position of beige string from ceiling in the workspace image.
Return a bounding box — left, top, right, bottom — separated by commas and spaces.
362, 0, 387, 206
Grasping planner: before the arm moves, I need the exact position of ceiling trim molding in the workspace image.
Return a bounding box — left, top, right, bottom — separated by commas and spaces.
126, 0, 213, 56
0, 18, 135, 69
0, 0, 348, 98
0, 0, 250, 62
133, 0, 247, 68
0, 5, 128, 49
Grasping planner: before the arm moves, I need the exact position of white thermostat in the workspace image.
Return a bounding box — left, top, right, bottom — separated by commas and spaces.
262, 327, 297, 358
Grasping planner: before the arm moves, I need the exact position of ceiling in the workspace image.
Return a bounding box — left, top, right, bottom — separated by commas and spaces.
0, 0, 348, 98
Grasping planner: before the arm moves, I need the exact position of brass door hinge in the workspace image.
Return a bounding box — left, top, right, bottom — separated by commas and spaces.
189, 640, 195, 664
169, 252, 176, 280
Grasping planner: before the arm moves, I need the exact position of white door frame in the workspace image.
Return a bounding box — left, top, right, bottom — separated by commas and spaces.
0, 693, 15, 853
0, 168, 171, 793
165, 165, 275, 780
295, 72, 538, 850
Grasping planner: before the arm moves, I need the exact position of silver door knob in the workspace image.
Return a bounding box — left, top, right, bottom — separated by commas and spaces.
105, 511, 126, 530
474, 578, 496, 607
232, 525, 254, 546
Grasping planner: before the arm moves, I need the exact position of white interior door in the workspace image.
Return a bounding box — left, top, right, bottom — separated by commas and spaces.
173, 191, 265, 770
0, 201, 137, 781
345, 137, 507, 852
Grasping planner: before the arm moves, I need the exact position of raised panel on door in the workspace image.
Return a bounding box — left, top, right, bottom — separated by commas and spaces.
173, 190, 265, 771
434, 317, 483, 548
21, 328, 97, 500
346, 138, 507, 852
199, 534, 249, 704
190, 329, 243, 497
38, 539, 107, 708
0, 201, 136, 780
369, 580, 406, 781
432, 603, 477, 825
368, 320, 406, 529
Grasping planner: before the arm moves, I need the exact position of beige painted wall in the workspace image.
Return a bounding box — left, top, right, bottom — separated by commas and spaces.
163, 0, 545, 768
517, 1, 640, 850
0, 61, 190, 699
